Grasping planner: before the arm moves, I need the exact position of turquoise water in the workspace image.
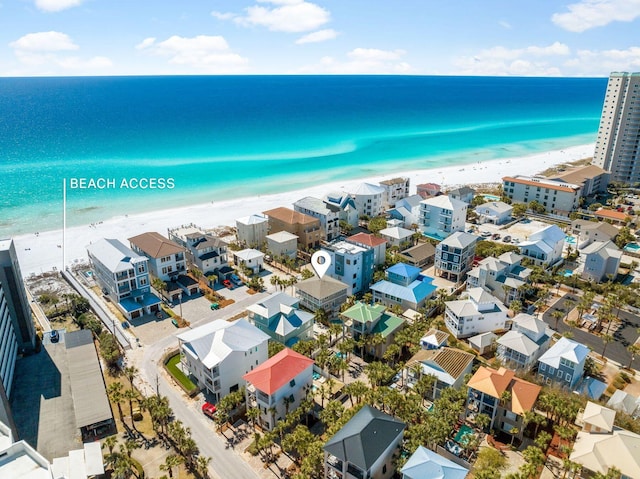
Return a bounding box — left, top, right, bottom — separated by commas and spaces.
0, 76, 606, 236
624, 243, 640, 252
565, 235, 577, 244
483, 194, 501, 201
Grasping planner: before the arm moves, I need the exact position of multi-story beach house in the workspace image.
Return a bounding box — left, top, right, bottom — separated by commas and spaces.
345, 233, 387, 266
322, 240, 374, 295
324, 405, 405, 479
235, 214, 269, 249
517, 224, 565, 268
244, 348, 314, 431
232, 248, 264, 275
263, 207, 325, 250
474, 201, 513, 225
592, 72, 640, 185
167, 225, 229, 276
87, 238, 161, 320
266, 231, 298, 260
325, 191, 359, 227
502, 175, 582, 216
128, 232, 187, 282
571, 219, 619, 249
387, 194, 423, 229
434, 231, 477, 283
401, 446, 468, 479
177, 318, 270, 403
293, 196, 341, 241
496, 313, 551, 370
379, 177, 410, 209
444, 288, 508, 339
370, 263, 437, 311
420, 328, 449, 350
581, 240, 622, 283
418, 195, 467, 240
245, 292, 314, 347
379, 226, 414, 251
294, 276, 349, 320
352, 182, 386, 218
448, 186, 476, 204
0, 239, 37, 435
405, 347, 474, 400
397, 242, 436, 268
466, 366, 541, 439
466, 251, 531, 306
341, 302, 405, 359
537, 337, 590, 388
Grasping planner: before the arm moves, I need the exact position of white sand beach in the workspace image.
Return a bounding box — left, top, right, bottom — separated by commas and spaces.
13, 143, 595, 277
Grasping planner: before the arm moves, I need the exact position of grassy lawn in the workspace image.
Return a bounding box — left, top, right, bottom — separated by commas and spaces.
165, 353, 198, 393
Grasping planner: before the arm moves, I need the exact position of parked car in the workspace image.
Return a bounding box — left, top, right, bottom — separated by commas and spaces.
202, 402, 217, 419
513, 238, 520, 244
223, 279, 233, 289
481, 231, 492, 237
230, 274, 242, 285
503, 235, 512, 243
491, 233, 501, 240
50, 330, 59, 343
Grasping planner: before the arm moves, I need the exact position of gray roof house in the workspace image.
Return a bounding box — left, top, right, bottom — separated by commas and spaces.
496, 313, 551, 370
324, 406, 405, 479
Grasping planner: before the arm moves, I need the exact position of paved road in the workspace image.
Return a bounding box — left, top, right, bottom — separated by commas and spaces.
542, 293, 640, 370
128, 301, 265, 479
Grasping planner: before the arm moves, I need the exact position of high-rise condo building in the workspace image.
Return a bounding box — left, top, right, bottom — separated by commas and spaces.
593, 72, 640, 185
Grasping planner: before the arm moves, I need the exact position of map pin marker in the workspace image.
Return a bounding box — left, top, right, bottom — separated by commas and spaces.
311, 251, 331, 279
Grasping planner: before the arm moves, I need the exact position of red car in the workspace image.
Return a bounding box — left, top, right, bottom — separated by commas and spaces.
202, 402, 217, 419
222, 279, 233, 289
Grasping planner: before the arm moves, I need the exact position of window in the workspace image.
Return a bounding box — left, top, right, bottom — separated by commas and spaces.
565, 373, 572, 382
290, 379, 296, 387
557, 370, 563, 378
383, 464, 387, 474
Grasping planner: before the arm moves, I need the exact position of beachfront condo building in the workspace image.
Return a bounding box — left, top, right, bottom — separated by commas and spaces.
87, 238, 161, 320
418, 195, 467, 240
593, 72, 640, 185
502, 175, 582, 216
379, 177, 410, 209
235, 214, 269, 249
321, 240, 374, 295
434, 231, 477, 284
352, 182, 386, 218
263, 207, 325, 251
0, 239, 37, 437
293, 196, 341, 241
549, 164, 610, 197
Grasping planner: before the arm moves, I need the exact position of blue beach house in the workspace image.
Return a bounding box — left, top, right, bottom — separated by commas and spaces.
537, 337, 590, 388
371, 263, 437, 311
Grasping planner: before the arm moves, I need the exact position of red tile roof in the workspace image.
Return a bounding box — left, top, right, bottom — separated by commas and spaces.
347, 232, 387, 247
595, 209, 629, 222
243, 348, 314, 395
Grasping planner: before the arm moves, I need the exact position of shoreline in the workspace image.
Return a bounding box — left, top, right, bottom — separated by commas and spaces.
13, 143, 595, 277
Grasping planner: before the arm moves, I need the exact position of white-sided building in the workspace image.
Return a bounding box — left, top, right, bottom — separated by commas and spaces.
232, 249, 265, 275
244, 348, 314, 431
434, 231, 477, 283
405, 347, 475, 400
352, 182, 386, 218
448, 186, 476, 205
379, 177, 410, 209
246, 292, 314, 347
129, 231, 187, 282
571, 219, 619, 250
496, 313, 552, 370
167, 225, 229, 276
236, 214, 269, 248
325, 191, 359, 227
346, 233, 387, 266
418, 195, 467, 240
518, 224, 565, 268
387, 194, 423, 229
178, 318, 270, 403
293, 196, 341, 242
322, 240, 374, 295
475, 201, 513, 225
379, 226, 415, 251
266, 231, 298, 260
502, 175, 582, 216
466, 251, 531, 306
581, 240, 622, 283
444, 288, 508, 339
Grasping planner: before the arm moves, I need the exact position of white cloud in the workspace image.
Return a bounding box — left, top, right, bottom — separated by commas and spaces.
295, 29, 338, 44
34, 0, 83, 12
137, 35, 249, 73
297, 48, 412, 74
9, 31, 78, 52
564, 47, 640, 75
552, 0, 640, 32
236, 0, 330, 33
499, 20, 512, 30
211, 11, 236, 20
451, 42, 570, 76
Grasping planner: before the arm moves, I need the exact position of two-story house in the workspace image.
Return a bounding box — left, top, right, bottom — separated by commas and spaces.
474, 201, 513, 225
324, 405, 405, 479
466, 251, 531, 306
581, 240, 622, 283
177, 318, 270, 403
419, 195, 467, 240
294, 276, 349, 320
246, 292, 314, 347
466, 366, 541, 439
537, 337, 590, 388
232, 248, 265, 275
571, 219, 619, 250
387, 194, 423, 229
341, 302, 405, 359
322, 240, 374, 295
448, 186, 476, 205
379, 226, 415, 251
244, 348, 314, 431
496, 313, 552, 370
434, 231, 478, 283
293, 196, 342, 241
518, 224, 565, 268
444, 288, 508, 339
87, 238, 161, 320
405, 347, 475, 400
370, 263, 437, 311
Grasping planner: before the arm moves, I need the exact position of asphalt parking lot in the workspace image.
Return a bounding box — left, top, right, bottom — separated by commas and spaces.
10, 330, 82, 461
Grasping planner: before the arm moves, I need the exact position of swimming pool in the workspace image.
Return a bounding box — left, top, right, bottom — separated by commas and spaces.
483, 194, 501, 201
563, 269, 574, 277
565, 235, 576, 244
624, 243, 640, 253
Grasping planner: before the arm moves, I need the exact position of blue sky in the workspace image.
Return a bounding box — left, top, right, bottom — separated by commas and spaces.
2, 0, 640, 76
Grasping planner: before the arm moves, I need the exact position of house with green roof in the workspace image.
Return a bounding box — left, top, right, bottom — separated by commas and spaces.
341, 302, 405, 359
324, 405, 405, 479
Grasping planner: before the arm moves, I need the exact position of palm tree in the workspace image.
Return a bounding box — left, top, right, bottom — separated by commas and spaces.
108, 382, 125, 422
160, 454, 184, 479
475, 413, 491, 433
601, 334, 614, 359
627, 344, 640, 370
102, 435, 118, 455
509, 427, 519, 446
195, 456, 212, 479
246, 407, 260, 432
123, 365, 139, 389
123, 388, 140, 428
551, 310, 565, 330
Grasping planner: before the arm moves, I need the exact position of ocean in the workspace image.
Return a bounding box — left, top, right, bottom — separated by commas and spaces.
0, 75, 606, 237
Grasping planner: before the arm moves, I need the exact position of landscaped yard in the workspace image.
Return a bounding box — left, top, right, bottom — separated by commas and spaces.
165, 353, 198, 393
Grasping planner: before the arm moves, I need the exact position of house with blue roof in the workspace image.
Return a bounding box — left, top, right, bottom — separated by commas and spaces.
371, 262, 437, 311
537, 337, 590, 388
401, 445, 468, 479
